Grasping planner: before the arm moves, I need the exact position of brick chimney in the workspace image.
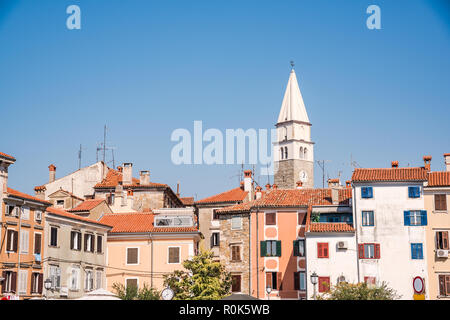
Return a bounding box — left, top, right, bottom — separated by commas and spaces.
272, 184, 278, 190
240, 181, 245, 190
423, 156, 432, 171
48, 164, 56, 183
34, 185, 46, 200
327, 178, 340, 188
255, 186, 262, 199
391, 161, 399, 168
265, 183, 271, 190
345, 180, 351, 188
296, 181, 303, 189
139, 170, 150, 185
122, 163, 133, 185
444, 153, 450, 172
117, 166, 123, 173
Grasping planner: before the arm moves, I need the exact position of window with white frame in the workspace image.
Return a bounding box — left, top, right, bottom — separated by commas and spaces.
49, 265, 61, 289
70, 267, 80, 290
231, 216, 242, 230
168, 247, 180, 264
35, 210, 42, 222
85, 269, 94, 291
96, 270, 103, 289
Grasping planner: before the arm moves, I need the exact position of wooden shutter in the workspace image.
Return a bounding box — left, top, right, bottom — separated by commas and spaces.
358, 244, 364, 259
374, 244, 380, 259
38, 273, 43, 294
91, 235, 95, 252
260, 241, 267, 257
293, 240, 299, 256
438, 275, 446, 296
97, 235, 103, 253
34, 233, 41, 254
318, 277, 330, 293
266, 213, 276, 225
84, 234, 88, 251
1, 272, 6, 293
420, 211, 427, 226
11, 272, 17, 293
276, 241, 282, 257
77, 232, 82, 250
6, 230, 12, 251
443, 231, 449, 250
294, 272, 300, 290
446, 276, 450, 296
13, 231, 18, 252
127, 248, 138, 264
323, 243, 329, 258
70, 232, 74, 249
404, 211, 410, 226
266, 272, 272, 289
277, 272, 282, 291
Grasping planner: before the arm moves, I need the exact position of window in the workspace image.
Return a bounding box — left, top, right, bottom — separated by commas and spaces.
294, 271, 306, 291
6, 229, 18, 252
358, 243, 380, 259
284, 147, 288, 159
127, 248, 139, 265
265, 212, 276, 225
317, 243, 329, 258
231, 216, 242, 230
404, 210, 427, 226
35, 210, 42, 222
21, 207, 30, 220
50, 227, 58, 247
411, 243, 423, 259
2, 271, 16, 293
408, 186, 421, 198
361, 187, 373, 199
154, 216, 193, 227
18, 270, 27, 295
20, 230, 29, 254
293, 239, 305, 257
126, 278, 138, 290
70, 267, 80, 290
362, 211, 374, 226
97, 235, 103, 253
439, 275, 450, 296
31, 273, 43, 294
435, 194, 447, 211
231, 245, 241, 261
280, 148, 284, 160
231, 275, 241, 292
304, 148, 307, 159
49, 265, 61, 289
106, 194, 114, 205
5, 205, 15, 216
70, 231, 82, 250
299, 147, 303, 159
364, 277, 376, 285
85, 269, 94, 291
318, 276, 330, 293
211, 232, 220, 247
96, 270, 103, 289
212, 209, 220, 220
168, 247, 180, 264
34, 233, 42, 255
266, 272, 281, 291
260, 240, 281, 257
84, 233, 95, 252
56, 200, 65, 207
436, 231, 449, 250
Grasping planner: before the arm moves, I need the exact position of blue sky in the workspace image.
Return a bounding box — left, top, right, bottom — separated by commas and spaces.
0, 0, 449, 200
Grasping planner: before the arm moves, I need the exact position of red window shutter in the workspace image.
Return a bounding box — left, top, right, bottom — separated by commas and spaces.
266, 272, 272, 289
317, 243, 321, 257
374, 244, 380, 259
277, 272, 282, 291
38, 273, 43, 294
324, 243, 329, 258
318, 277, 330, 293
358, 244, 364, 259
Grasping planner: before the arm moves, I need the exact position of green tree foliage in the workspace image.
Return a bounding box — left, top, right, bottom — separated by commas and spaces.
163, 250, 232, 300
311, 213, 320, 223
112, 282, 160, 300
317, 281, 401, 300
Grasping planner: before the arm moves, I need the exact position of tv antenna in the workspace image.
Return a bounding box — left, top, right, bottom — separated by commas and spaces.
316, 160, 331, 189
96, 125, 117, 168
77, 144, 88, 170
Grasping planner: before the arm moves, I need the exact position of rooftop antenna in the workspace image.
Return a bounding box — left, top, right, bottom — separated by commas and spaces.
316, 160, 331, 189
77, 144, 87, 170
290, 60, 295, 69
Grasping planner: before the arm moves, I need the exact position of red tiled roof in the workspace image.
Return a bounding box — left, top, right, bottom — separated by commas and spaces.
47, 206, 112, 227
34, 185, 46, 192
216, 188, 352, 214
195, 187, 248, 204
427, 171, 450, 187
99, 212, 199, 234
309, 222, 355, 233
0, 152, 15, 161
94, 169, 167, 189
7, 188, 51, 205
180, 197, 194, 206
68, 199, 105, 212
352, 167, 428, 182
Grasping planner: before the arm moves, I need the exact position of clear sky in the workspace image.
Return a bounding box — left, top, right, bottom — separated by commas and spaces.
1, 0, 449, 200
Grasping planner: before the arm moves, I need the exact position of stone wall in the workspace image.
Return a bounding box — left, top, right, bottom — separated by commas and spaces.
274, 159, 314, 189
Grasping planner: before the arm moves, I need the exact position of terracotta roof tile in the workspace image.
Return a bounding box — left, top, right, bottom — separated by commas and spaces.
7, 187, 51, 205
68, 199, 106, 212
99, 212, 199, 234
427, 171, 450, 187
195, 187, 248, 204
309, 222, 355, 233
352, 167, 428, 182
180, 197, 194, 206
47, 206, 111, 227
94, 169, 167, 189
0, 152, 15, 161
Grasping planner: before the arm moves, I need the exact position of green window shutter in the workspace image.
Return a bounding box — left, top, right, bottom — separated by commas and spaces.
260, 241, 267, 257
293, 240, 299, 256
276, 241, 282, 257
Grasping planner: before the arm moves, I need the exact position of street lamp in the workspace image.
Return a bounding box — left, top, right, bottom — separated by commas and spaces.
310, 272, 318, 300
266, 285, 272, 300
44, 278, 52, 300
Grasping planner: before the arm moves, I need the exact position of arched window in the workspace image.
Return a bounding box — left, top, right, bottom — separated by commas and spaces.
280, 147, 284, 160
304, 148, 307, 160
300, 147, 303, 159
284, 147, 288, 159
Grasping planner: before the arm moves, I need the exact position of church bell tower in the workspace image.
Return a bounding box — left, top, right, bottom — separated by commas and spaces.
273, 65, 314, 189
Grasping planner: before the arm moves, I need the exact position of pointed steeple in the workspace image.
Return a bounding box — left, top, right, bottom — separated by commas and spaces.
277, 68, 310, 124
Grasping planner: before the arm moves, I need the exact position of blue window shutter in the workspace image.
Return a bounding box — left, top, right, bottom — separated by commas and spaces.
411, 244, 415, 259
419, 244, 423, 259
408, 187, 413, 198
404, 211, 410, 226
421, 210, 427, 226
361, 188, 367, 198
415, 187, 420, 198
368, 187, 373, 198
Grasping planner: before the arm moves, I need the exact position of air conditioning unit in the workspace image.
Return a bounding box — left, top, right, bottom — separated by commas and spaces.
436, 249, 449, 258
337, 241, 348, 249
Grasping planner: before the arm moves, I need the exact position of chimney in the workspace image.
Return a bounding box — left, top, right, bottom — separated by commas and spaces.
327, 178, 340, 189
243, 170, 252, 193
296, 181, 303, 189
331, 187, 339, 205
391, 161, 399, 168
272, 184, 278, 190
34, 186, 46, 200
265, 183, 271, 190
139, 170, 150, 185
346, 180, 351, 188
423, 156, 432, 172
122, 163, 133, 185
117, 166, 123, 173
176, 181, 180, 197
48, 164, 56, 183
240, 181, 245, 190
115, 182, 124, 206
444, 153, 450, 172
255, 186, 262, 199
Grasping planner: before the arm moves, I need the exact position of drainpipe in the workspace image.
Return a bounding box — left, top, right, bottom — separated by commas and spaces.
16, 199, 24, 300
352, 185, 361, 283
149, 232, 154, 288
256, 207, 259, 299
248, 211, 251, 296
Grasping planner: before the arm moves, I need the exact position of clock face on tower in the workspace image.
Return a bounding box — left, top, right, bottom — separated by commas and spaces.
299, 170, 308, 183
